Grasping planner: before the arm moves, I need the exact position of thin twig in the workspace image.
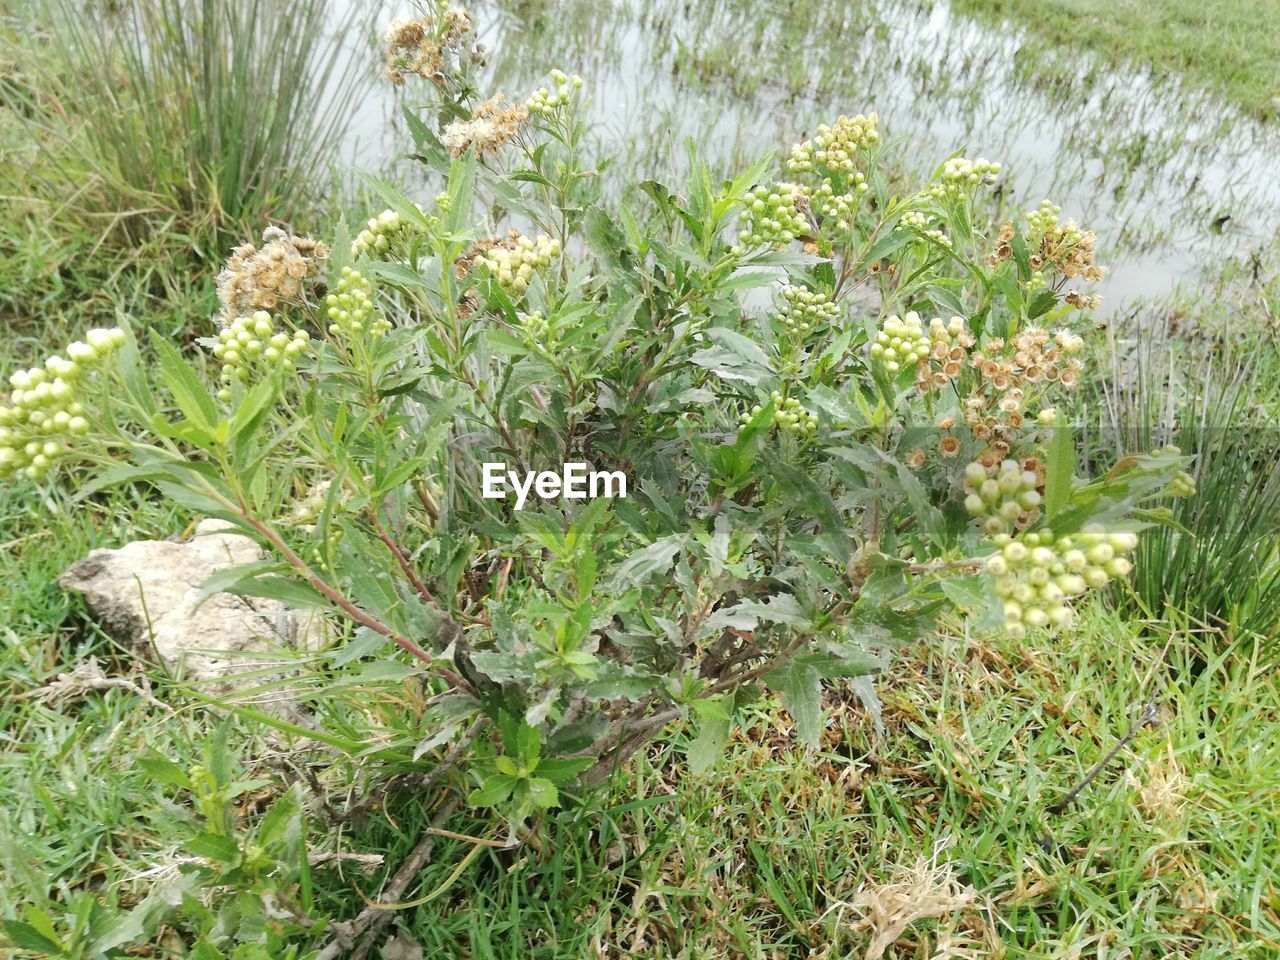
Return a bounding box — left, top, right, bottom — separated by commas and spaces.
1047, 695, 1162, 816
315, 792, 463, 960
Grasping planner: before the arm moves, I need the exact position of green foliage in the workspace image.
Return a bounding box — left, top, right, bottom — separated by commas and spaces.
0, 51, 1197, 861
4, 728, 315, 959
959, 0, 1280, 118
1087, 330, 1280, 639
0, 0, 370, 330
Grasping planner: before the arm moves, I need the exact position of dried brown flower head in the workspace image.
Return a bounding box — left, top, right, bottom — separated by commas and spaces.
215, 227, 328, 323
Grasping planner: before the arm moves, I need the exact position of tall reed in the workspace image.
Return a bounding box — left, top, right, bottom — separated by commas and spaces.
3, 0, 373, 263
1081, 323, 1280, 640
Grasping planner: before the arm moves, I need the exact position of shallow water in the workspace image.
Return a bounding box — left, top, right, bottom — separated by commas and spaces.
340, 0, 1280, 316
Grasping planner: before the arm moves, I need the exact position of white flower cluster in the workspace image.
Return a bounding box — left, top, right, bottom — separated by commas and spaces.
814, 180, 866, 232
325, 267, 391, 340
213, 312, 309, 402
352, 207, 428, 258
930, 157, 1000, 198
476, 234, 561, 296
778, 285, 838, 334
986, 525, 1139, 636
1054, 328, 1085, 353
903, 210, 952, 248
1, 328, 126, 480
963, 459, 1041, 536
525, 68, 583, 116
870, 312, 931, 373
786, 113, 879, 173
736, 183, 808, 249
927, 315, 967, 341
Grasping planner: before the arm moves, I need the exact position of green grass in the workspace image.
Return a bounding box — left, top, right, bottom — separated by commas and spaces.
288, 606, 1280, 957
7, 545, 1278, 958
0, 0, 368, 333
2, 1, 1279, 955
959, 0, 1280, 117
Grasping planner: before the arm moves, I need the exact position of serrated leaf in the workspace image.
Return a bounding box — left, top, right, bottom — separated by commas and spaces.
150, 332, 218, 434
3, 921, 64, 953
687, 707, 731, 774
185, 831, 241, 862
765, 658, 823, 748
612, 534, 687, 586
469, 775, 516, 808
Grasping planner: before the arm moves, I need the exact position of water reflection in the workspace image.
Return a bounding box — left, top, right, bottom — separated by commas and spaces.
349, 0, 1280, 315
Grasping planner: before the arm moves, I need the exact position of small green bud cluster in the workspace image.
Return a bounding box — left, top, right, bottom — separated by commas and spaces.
525, 68, 584, 116
476, 234, 561, 296
352, 206, 428, 258
778, 285, 838, 335
517, 310, 554, 349
786, 113, 879, 173
903, 210, 952, 248
300, 523, 344, 573
0, 327, 126, 480
1025, 200, 1078, 242
986, 524, 1139, 636
742, 390, 818, 437
325, 267, 391, 339
213, 311, 309, 402
1166, 470, 1196, 497
963, 459, 1042, 535
870, 312, 931, 373
930, 157, 1000, 198
736, 183, 808, 249
814, 180, 866, 232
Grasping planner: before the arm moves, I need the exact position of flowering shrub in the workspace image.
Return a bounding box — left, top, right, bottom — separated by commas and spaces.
5, 10, 1195, 852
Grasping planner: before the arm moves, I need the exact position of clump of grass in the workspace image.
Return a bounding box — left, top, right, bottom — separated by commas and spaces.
0, 0, 370, 323
1078, 294, 1280, 641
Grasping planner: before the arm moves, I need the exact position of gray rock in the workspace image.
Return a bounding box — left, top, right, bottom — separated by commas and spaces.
59, 519, 328, 691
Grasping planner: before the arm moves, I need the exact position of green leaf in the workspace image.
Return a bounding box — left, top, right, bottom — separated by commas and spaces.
1045, 423, 1075, 519
332, 626, 391, 667
228, 376, 278, 444
470, 774, 517, 808
2, 920, 64, 954
359, 172, 434, 232
687, 707, 731, 774
535, 756, 594, 784
761, 452, 851, 564
689, 328, 775, 385
612, 534, 688, 586
706, 594, 810, 632
526, 777, 559, 809
445, 148, 478, 235
1027, 288, 1057, 319
585, 205, 629, 273
364, 260, 431, 290
185, 831, 241, 863
150, 332, 218, 434
137, 752, 194, 789
255, 789, 301, 849
765, 658, 823, 748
